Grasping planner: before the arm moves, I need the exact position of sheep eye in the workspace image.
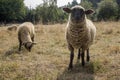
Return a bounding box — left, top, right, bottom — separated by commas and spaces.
79, 9, 84, 13
72, 9, 79, 14
72, 9, 76, 13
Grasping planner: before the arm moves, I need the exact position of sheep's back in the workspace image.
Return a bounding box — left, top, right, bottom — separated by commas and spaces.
18, 22, 35, 37
17, 22, 35, 43
86, 19, 96, 45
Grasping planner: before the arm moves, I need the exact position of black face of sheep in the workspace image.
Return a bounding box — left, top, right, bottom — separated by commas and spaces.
63, 6, 94, 23
71, 8, 85, 23
24, 42, 36, 52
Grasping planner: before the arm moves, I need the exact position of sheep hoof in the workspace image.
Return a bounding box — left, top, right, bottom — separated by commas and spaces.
68, 67, 73, 71
76, 60, 80, 63
82, 62, 85, 67
29, 50, 31, 52
68, 65, 73, 70
18, 51, 21, 54
87, 57, 90, 62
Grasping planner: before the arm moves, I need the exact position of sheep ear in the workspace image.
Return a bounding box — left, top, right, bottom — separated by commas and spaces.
85, 9, 94, 15
32, 42, 37, 45
63, 8, 71, 13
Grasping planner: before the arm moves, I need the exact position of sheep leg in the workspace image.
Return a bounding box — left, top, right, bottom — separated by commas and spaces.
86, 48, 90, 62
31, 35, 34, 42
68, 44, 74, 70
81, 49, 85, 66
69, 51, 74, 69
18, 35, 22, 51
77, 49, 81, 60
18, 39, 22, 51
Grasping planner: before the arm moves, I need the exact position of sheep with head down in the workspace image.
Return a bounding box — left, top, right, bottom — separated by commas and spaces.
7, 25, 17, 31
17, 22, 36, 52
63, 5, 96, 70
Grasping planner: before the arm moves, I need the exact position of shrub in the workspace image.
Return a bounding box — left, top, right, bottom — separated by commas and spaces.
97, 0, 118, 21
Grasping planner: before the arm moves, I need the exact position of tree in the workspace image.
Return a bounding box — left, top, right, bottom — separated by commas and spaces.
89, 0, 101, 8
71, 0, 78, 7
25, 7, 36, 23
81, 0, 93, 9
116, 0, 120, 20
116, 0, 120, 5
35, 0, 66, 24
0, 0, 26, 23
97, 0, 118, 21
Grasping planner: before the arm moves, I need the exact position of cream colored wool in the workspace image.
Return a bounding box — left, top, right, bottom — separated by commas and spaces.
7, 25, 17, 31
17, 22, 35, 44
66, 12, 96, 50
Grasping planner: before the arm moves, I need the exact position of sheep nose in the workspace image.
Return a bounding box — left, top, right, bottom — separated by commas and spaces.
75, 16, 80, 21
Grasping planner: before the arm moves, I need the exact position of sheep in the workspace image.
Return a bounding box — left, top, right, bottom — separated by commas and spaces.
63, 5, 96, 69
17, 22, 36, 52
7, 25, 17, 31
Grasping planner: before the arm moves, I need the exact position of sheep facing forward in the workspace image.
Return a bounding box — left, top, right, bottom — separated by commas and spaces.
17, 22, 36, 52
63, 5, 96, 69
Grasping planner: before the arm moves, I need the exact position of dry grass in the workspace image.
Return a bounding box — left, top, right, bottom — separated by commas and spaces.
0, 22, 120, 80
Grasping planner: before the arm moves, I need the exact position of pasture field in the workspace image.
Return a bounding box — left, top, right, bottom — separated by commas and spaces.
0, 22, 120, 80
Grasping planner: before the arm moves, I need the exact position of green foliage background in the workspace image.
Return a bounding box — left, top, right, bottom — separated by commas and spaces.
0, 0, 120, 24
0, 0, 25, 22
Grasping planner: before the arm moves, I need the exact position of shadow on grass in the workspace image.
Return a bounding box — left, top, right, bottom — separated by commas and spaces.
5, 49, 19, 56
1, 46, 30, 60
4, 46, 25, 56
57, 62, 95, 80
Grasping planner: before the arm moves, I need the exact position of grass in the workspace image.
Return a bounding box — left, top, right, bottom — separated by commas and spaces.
0, 22, 120, 80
